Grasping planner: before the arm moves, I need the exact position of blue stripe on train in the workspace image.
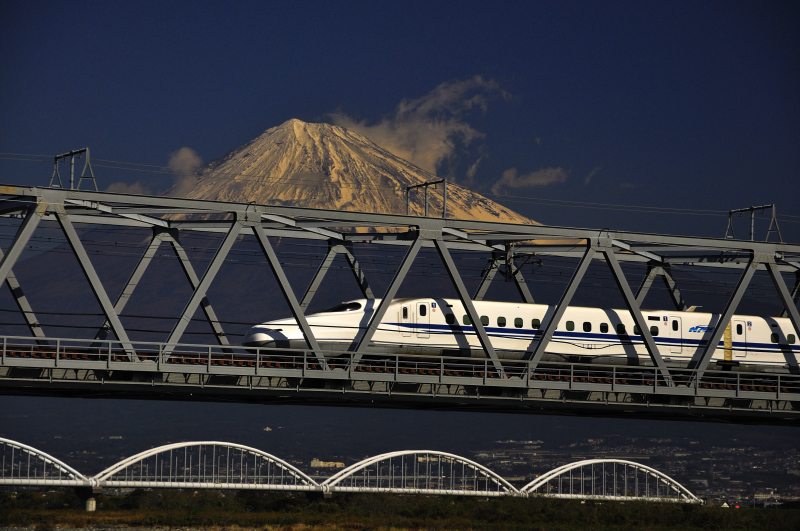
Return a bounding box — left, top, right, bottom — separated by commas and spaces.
386, 322, 800, 354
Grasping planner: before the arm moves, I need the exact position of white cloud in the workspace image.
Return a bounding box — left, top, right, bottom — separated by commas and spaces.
584, 166, 601, 185
105, 181, 150, 195
167, 147, 202, 197
491, 167, 568, 195
329, 76, 508, 176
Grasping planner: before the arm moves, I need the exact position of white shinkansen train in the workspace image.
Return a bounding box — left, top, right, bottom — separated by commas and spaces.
243, 298, 800, 370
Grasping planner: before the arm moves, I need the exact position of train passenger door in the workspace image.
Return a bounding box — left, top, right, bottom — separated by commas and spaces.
416, 302, 430, 339
668, 316, 682, 354
732, 319, 747, 357
400, 305, 411, 337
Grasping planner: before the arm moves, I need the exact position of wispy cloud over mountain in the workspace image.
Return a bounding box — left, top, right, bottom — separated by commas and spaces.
491, 167, 568, 195
167, 147, 202, 197
329, 76, 508, 176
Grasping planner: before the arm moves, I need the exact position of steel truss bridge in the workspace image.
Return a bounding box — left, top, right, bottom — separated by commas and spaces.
0, 437, 701, 511
0, 185, 799, 424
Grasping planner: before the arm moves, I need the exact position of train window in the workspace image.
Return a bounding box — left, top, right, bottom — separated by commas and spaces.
480, 316, 489, 326
514, 317, 523, 328
771, 333, 779, 344
736, 324, 743, 335
600, 323, 608, 333
445, 313, 455, 325
673, 320, 679, 332
617, 324, 626, 335
650, 325, 659, 336
463, 315, 471, 325
633, 325, 641, 335
583, 322, 592, 332
497, 316, 507, 327
532, 318, 541, 329
789, 334, 796, 344
648, 316, 660, 321
566, 321, 575, 331
419, 305, 427, 317
322, 302, 362, 313
402, 307, 408, 319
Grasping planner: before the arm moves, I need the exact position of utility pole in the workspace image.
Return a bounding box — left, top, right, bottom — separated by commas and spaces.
724, 204, 782, 242
405, 179, 445, 217
49, 148, 98, 191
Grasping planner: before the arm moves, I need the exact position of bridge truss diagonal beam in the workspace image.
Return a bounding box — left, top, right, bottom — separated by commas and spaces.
472, 254, 534, 304
163, 232, 230, 347
689, 254, 757, 378
604, 249, 672, 384
352, 236, 423, 358
766, 263, 800, 347
434, 239, 504, 376
163, 222, 241, 356
473, 258, 500, 301
341, 244, 375, 299
300, 243, 339, 310
525, 246, 596, 367
0, 248, 47, 344
781, 271, 800, 318
511, 258, 535, 304
635, 264, 687, 311
252, 225, 325, 366
56, 211, 136, 359
94, 230, 165, 342
0, 206, 43, 286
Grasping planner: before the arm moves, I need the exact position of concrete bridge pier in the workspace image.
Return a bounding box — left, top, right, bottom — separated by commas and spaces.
75, 486, 102, 511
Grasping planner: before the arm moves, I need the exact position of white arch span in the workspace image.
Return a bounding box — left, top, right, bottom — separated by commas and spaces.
522, 459, 700, 503
94, 441, 319, 490
322, 450, 520, 496
0, 437, 88, 486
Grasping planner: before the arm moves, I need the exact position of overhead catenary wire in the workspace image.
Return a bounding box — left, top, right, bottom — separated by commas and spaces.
2, 153, 799, 224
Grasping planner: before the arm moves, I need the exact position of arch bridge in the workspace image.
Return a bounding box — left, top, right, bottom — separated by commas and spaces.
0, 437, 701, 510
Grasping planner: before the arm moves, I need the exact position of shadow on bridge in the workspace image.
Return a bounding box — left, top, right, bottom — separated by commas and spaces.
0, 437, 700, 511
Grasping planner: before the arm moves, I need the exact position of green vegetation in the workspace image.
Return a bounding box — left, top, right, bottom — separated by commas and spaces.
1, 489, 799, 530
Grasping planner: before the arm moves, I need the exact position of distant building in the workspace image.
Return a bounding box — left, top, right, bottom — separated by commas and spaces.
310, 458, 345, 469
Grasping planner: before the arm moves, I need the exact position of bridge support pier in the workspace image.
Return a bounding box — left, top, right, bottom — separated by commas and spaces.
75, 486, 102, 512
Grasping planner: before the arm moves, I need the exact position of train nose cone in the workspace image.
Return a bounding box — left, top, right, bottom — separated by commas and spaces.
242, 327, 287, 348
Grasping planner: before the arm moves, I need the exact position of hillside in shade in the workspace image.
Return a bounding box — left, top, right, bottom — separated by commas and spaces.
176, 119, 535, 225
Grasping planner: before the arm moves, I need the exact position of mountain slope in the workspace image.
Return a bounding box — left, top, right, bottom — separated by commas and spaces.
178, 119, 535, 224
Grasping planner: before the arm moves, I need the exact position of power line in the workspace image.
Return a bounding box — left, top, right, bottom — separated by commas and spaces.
2, 153, 799, 224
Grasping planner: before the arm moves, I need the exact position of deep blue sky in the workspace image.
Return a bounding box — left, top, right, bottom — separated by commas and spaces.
1, 0, 799, 240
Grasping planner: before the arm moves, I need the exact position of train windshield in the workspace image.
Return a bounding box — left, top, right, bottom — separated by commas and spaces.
320, 302, 362, 313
